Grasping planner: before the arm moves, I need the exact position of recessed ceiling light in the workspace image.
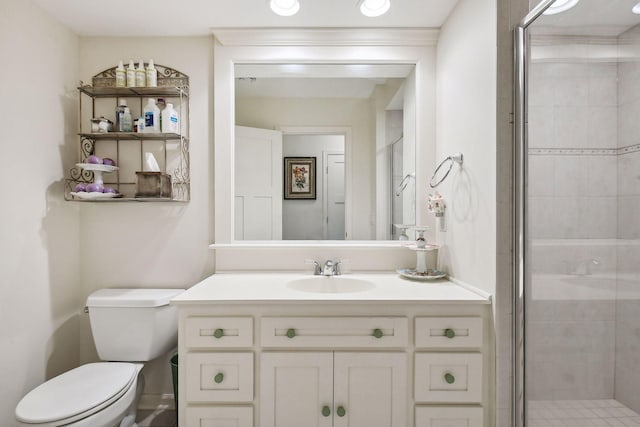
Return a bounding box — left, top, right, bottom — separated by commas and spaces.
542, 0, 580, 15
269, 0, 300, 16
633, 1, 640, 14
358, 0, 391, 17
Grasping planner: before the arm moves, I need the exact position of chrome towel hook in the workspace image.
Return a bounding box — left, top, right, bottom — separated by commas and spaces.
429, 152, 463, 188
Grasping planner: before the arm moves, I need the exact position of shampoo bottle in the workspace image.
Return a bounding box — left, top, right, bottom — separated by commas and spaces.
126, 59, 136, 88
143, 98, 160, 133
115, 60, 126, 87
135, 59, 146, 87
161, 103, 179, 133
115, 99, 128, 131
122, 107, 133, 132
146, 59, 157, 87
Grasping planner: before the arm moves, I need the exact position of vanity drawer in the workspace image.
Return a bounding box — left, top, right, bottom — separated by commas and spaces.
414, 353, 482, 403
416, 406, 483, 427
185, 316, 253, 348
415, 317, 483, 349
185, 352, 253, 402
185, 406, 253, 427
261, 317, 408, 348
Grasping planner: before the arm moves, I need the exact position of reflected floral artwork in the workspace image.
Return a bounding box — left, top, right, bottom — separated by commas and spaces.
284, 157, 316, 199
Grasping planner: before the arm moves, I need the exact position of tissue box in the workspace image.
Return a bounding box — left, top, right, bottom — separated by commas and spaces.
135, 172, 172, 198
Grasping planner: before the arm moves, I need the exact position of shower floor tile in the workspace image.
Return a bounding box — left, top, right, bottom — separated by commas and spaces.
528, 400, 640, 426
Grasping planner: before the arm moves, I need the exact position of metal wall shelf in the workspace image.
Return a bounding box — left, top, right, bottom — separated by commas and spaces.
65, 63, 190, 202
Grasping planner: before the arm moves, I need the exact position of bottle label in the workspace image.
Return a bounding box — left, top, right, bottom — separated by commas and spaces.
145, 111, 154, 127
170, 116, 178, 124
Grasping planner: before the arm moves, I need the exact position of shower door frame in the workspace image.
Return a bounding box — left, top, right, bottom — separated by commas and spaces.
513, 1, 558, 426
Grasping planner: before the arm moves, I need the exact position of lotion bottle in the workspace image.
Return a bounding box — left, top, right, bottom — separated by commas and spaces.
135, 59, 146, 87
143, 98, 160, 133
126, 60, 136, 88
161, 103, 179, 133
115, 60, 126, 87
146, 59, 157, 87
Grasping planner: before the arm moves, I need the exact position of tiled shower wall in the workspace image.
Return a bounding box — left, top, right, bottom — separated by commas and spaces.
615, 24, 640, 414
527, 54, 619, 400
528, 27, 640, 412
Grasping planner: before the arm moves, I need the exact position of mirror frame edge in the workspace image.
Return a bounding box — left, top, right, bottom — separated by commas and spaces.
213, 30, 437, 246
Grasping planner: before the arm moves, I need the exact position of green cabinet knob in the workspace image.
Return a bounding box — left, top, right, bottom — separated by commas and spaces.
214, 373, 224, 384
336, 406, 346, 417
286, 328, 296, 339
213, 328, 224, 339
373, 328, 383, 339
444, 373, 455, 384
444, 328, 455, 339
322, 406, 331, 417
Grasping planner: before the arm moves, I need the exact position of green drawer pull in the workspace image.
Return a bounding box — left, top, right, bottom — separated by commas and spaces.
373, 328, 383, 339
214, 373, 224, 384
322, 406, 331, 417
213, 328, 224, 339
444, 328, 456, 339
286, 328, 296, 338
444, 373, 455, 384
337, 406, 346, 417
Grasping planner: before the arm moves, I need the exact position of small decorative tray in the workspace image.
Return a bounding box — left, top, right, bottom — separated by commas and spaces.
397, 268, 447, 281
76, 163, 119, 173
70, 191, 122, 200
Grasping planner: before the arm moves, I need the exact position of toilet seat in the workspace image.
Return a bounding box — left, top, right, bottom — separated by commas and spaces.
15, 362, 139, 425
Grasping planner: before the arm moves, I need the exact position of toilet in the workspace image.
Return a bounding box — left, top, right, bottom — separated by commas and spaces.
15, 288, 184, 427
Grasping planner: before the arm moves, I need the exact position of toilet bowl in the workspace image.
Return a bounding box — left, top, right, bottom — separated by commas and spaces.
15, 288, 184, 427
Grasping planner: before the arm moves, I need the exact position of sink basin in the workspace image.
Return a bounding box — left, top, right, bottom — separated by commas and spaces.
286, 276, 376, 294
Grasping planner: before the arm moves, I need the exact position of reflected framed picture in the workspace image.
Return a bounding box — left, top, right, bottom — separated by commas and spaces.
284, 157, 316, 200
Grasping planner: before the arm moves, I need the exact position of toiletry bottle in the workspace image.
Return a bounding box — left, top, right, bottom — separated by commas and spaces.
146, 59, 157, 87
161, 103, 179, 133
135, 59, 146, 87
115, 99, 128, 131
122, 107, 133, 132
156, 97, 166, 130
126, 59, 136, 88
115, 60, 126, 87
137, 117, 145, 133
143, 98, 160, 133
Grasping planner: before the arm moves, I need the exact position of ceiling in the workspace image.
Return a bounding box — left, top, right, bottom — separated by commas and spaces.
531, 0, 640, 36
32, 0, 460, 37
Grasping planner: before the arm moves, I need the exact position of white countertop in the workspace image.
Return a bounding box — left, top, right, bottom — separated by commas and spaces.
171, 272, 491, 305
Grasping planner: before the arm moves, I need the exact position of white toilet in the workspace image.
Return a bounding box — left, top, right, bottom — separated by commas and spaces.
15, 288, 184, 427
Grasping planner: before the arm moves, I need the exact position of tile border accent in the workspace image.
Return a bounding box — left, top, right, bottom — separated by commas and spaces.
529, 144, 640, 156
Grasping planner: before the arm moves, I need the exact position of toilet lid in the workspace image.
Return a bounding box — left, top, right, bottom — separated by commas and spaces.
15, 362, 138, 424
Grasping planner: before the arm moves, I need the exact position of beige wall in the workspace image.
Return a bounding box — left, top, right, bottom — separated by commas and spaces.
0, 0, 81, 423
76, 37, 215, 400
435, 0, 498, 295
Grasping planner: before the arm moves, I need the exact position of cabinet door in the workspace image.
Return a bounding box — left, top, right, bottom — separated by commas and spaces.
261, 352, 333, 427
333, 352, 407, 427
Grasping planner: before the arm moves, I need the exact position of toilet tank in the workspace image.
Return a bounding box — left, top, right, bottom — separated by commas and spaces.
86, 288, 184, 362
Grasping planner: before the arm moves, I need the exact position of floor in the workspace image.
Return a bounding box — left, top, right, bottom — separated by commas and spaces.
528, 400, 640, 426
137, 408, 176, 427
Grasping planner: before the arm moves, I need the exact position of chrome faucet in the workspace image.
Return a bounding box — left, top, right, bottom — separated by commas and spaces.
572, 258, 600, 276
322, 260, 341, 276
307, 259, 342, 276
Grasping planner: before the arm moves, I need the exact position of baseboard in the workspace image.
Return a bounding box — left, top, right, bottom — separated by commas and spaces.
138, 393, 176, 410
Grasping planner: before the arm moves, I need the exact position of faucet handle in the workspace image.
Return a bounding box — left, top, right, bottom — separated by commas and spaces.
305, 259, 322, 275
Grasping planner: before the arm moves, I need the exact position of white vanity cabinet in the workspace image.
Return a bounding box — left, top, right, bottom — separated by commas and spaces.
261, 352, 407, 427
173, 274, 492, 427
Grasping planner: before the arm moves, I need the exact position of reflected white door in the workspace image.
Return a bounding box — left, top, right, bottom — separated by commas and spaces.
234, 126, 282, 240
325, 152, 345, 240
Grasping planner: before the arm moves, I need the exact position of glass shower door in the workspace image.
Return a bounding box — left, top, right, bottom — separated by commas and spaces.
517, 1, 640, 425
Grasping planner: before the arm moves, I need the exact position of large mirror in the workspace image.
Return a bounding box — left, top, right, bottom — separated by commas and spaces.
212, 31, 436, 245
234, 64, 416, 241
